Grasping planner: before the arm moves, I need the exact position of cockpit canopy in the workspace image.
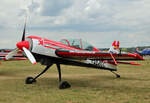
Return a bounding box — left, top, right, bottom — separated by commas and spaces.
60, 39, 96, 51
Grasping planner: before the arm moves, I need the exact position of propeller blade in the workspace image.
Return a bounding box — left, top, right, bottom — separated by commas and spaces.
22, 16, 27, 41
5, 48, 18, 60
22, 47, 37, 64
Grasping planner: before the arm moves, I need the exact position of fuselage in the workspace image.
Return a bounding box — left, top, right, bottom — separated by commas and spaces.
23, 36, 117, 71
16, 36, 142, 71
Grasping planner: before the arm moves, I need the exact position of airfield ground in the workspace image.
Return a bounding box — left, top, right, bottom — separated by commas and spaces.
0, 60, 150, 103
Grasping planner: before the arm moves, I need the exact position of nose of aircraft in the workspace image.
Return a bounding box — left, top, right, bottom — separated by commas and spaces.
16, 41, 30, 50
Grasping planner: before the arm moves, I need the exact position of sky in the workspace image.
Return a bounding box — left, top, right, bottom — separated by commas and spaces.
0, 0, 150, 49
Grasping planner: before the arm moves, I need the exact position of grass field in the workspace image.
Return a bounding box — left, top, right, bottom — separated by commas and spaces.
0, 60, 150, 103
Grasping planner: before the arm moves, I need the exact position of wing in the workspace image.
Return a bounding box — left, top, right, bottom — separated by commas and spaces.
55, 49, 144, 61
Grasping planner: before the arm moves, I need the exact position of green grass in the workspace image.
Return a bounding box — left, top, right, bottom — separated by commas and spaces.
0, 60, 150, 103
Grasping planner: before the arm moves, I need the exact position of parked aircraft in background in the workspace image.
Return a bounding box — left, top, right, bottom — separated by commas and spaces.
0, 49, 12, 53
0, 49, 26, 63
136, 48, 150, 56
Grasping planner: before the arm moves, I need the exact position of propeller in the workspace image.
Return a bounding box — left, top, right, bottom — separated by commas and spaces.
22, 19, 26, 41
23, 47, 36, 64
5, 17, 37, 64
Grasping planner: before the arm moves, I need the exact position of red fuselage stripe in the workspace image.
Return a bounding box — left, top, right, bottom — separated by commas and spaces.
28, 36, 80, 50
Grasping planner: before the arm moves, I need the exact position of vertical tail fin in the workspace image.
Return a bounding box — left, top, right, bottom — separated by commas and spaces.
112, 41, 116, 47
116, 41, 119, 50
109, 41, 120, 54
135, 48, 142, 55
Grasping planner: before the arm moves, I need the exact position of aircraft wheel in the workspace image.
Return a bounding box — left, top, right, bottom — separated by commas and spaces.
59, 81, 71, 89
116, 75, 120, 78
25, 77, 36, 84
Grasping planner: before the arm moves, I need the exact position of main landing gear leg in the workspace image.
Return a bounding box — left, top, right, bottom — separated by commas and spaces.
25, 64, 53, 84
56, 63, 71, 89
110, 71, 120, 78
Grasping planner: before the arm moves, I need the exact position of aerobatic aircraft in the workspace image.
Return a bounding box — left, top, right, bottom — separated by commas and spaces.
5, 22, 144, 89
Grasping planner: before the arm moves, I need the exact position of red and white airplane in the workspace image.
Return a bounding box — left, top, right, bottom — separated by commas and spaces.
5, 22, 144, 89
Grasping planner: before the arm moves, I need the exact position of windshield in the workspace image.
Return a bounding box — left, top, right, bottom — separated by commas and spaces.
60, 39, 95, 50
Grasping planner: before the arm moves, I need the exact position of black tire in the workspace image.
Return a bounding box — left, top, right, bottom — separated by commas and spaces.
116, 75, 120, 78
25, 77, 36, 84
59, 81, 71, 89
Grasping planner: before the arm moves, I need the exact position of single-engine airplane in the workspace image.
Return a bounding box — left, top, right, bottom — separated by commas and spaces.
5, 21, 144, 89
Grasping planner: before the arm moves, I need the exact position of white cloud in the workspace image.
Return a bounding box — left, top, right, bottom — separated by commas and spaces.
0, 0, 150, 48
